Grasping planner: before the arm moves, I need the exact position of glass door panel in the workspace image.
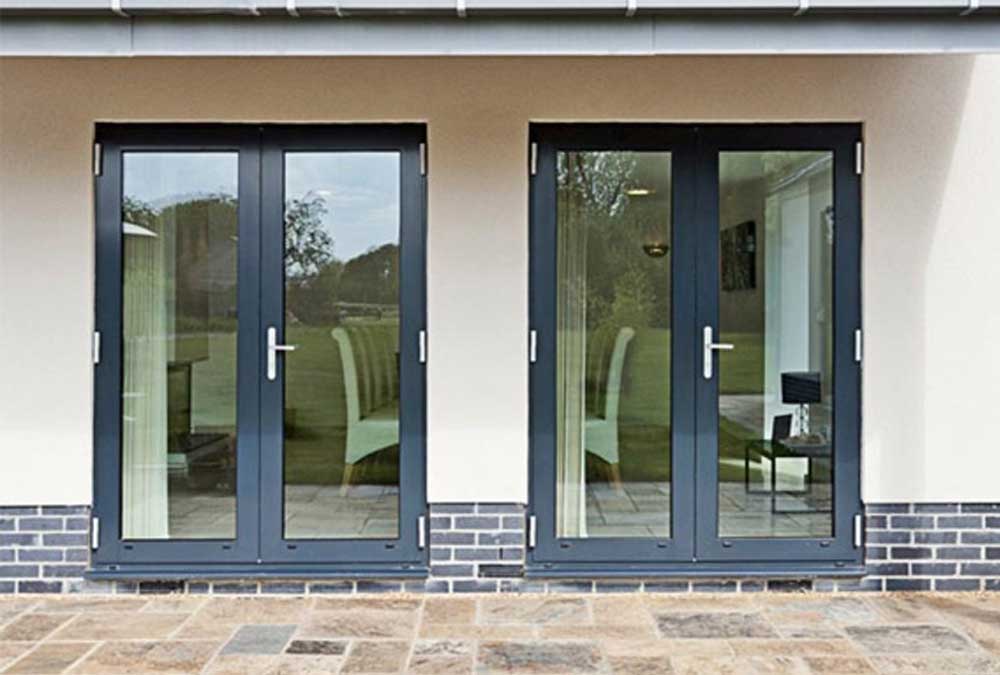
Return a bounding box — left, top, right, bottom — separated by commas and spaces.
121, 152, 240, 541
258, 126, 425, 565
282, 152, 401, 541
716, 150, 835, 539
556, 150, 673, 539
695, 126, 862, 563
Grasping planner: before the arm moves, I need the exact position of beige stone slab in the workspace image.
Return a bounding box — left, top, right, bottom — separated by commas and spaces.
608, 655, 674, 674
0, 601, 39, 629
341, 640, 409, 674
69, 640, 219, 674
592, 597, 656, 627
870, 596, 946, 624
645, 595, 756, 613
298, 611, 416, 639
52, 612, 189, 641
422, 598, 475, 625
671, 655, 809, 675
477, 640, 604, 674
6, 642, 95, 675
407, 640, 473, 674
601, 638, 735, 658
202, 653, 278, 675
802, 656, 877, 674
140, 596, 209, 614
0, 643, 39, 672
868, 654, 1000, 674
265, 654, 347, 674
35, 597, 150, 614
176, 597, 313, 639
418, 623, 536, 640
479, 597, 590, 626
728, 639, 861, 658
313, 597, 418, 613
539, 624, 658, 640
0, 613, 73, 642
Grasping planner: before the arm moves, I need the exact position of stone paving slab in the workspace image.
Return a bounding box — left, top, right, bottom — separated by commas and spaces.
0, 592, 997, 673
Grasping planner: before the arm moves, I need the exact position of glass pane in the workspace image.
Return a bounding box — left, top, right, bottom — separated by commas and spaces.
283, 152, 401, 540
556, 151, 672, 539
121, 153, 239, 540
717, 151, 834, 539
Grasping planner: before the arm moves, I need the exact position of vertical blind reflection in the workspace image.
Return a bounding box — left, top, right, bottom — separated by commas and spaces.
282, 152, 401, 540
556, 151, 673, 539
717, 151, 835, 539
121, 153, 239, 540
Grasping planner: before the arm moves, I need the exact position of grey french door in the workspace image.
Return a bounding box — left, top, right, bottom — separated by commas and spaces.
528, 123, 862, 573
92, 124, 426, 574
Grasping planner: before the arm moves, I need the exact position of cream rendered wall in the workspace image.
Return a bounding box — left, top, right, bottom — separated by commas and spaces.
1, 56, 998, 506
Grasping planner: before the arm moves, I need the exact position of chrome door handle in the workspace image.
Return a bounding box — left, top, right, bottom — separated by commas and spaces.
703, 326, 734, 380
266, 326, 297, 381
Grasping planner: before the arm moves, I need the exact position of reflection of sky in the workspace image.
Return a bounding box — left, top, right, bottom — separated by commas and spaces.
123, 151, 400, 263
285, 152, 399, 262
123, 153, 238, 208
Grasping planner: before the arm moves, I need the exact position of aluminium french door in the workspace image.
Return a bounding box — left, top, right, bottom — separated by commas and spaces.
92, 124, 426, 573
528, 123, 862, 572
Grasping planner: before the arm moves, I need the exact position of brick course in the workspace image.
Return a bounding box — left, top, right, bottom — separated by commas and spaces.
1, 501, 997, 594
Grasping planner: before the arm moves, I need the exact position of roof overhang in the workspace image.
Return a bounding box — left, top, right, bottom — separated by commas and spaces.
2, 1, 998, 56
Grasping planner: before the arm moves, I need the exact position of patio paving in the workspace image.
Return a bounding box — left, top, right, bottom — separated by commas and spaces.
0, 593, 998, 673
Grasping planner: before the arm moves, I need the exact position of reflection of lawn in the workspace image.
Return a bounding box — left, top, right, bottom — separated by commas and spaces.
191, 324, 766, 488
606, 328, 764, 484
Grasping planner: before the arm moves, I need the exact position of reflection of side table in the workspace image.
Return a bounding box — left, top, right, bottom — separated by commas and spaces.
744, 439, 831, 515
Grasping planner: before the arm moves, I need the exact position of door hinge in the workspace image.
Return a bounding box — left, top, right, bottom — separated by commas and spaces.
527, 515, 537, 548
419, 142, 427, 176
854, 329, 863, 363
529, 142, 538, 176
855, 140, 863, 175
92, 331, 101, 365
93, 142, 102, 177
418, 330, 427, 364
528, 329, 537, 363
418, 515, 427, 549
90, 517, 100, 550
853, 513, 864, 548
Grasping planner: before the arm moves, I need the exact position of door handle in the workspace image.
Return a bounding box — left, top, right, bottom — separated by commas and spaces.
266, 326, 297, 381
703, 325, 734, 380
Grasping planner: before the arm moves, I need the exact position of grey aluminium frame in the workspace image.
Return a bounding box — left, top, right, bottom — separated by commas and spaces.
527, 123, 863, 576
91, 123, 428, 576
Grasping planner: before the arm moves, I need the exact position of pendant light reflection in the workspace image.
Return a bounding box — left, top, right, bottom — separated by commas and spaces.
627, 186, 670, 258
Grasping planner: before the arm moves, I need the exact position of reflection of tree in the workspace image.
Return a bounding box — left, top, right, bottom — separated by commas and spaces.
123, 194, 238, 333
558, 152, 669, 332
285, 194, 335, 278
284, 194, 398, 325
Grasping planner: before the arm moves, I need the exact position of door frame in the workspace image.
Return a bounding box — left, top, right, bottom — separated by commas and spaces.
528, 124, 700, 564
258, 124, 427, 565
90, 123, 427, 576
527, 122, 864, 575
694, 123, 862, 563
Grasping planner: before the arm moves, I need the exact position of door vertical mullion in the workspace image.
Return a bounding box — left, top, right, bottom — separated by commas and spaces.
258, 133, 285, 559
670, 132, 700, 560
693, 133, 722, 559
236, 130, 264, 559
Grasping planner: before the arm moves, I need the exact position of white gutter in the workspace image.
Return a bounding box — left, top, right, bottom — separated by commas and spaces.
0, 0, 993, 13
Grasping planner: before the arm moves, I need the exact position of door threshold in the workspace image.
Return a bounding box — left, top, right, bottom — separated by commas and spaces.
525, 561, 866, 578
87, 563, 429, 581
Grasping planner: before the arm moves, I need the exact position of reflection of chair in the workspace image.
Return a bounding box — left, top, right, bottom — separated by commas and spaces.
585, 327, 635, 490
331, 322, 399, 494
744, 413, 832, 514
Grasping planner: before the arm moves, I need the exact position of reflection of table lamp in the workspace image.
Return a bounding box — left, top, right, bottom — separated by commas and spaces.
781, 372, 821, 436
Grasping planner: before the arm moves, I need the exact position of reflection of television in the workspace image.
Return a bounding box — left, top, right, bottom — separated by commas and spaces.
721, 220, 756, 291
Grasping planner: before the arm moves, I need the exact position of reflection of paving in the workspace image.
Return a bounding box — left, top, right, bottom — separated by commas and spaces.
2, 594, 996, 674
720, 394, 766, 431
167, 485, 398, 540
584, 481, 832, 539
